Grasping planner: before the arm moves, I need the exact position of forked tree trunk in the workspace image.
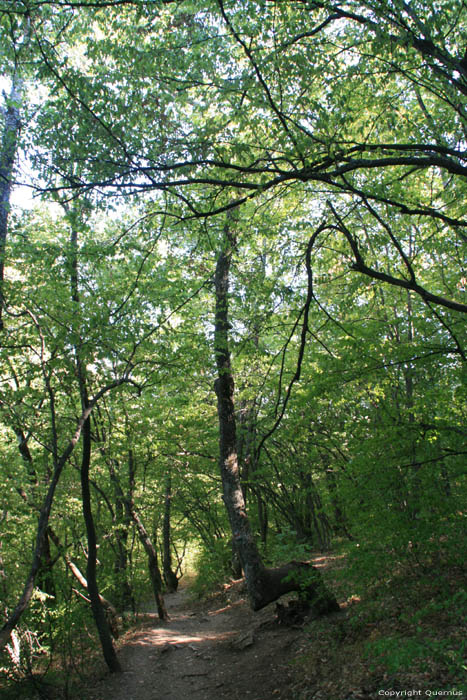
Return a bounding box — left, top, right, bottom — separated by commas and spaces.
213, 224, 339, 614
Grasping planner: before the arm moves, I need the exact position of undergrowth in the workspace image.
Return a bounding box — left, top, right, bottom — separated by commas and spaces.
290, 544, 467, 700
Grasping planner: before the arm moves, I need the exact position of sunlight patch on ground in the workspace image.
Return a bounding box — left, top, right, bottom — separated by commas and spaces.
128, 627, 234, 648
208, 600, 245, 616
312, 553, 347, 568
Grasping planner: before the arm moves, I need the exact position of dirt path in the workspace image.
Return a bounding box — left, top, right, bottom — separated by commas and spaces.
85, 584, 303, 700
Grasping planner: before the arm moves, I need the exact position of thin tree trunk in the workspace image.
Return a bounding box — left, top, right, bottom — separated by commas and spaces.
125, 501, 168, 620
69, 209, 121, 672
108, 458, 134, 611
213, 222, 339, 614
124, 449, 167, 618
13, 428, 57, 599
404, 288, 422, 518
80, 417, 121, 671
0, 405, 96, 649
47, 528, 119, 638
256, 491, 268, 545
325, 467, 353, 540
162, 471, 178, 592
113, 517, 133, 612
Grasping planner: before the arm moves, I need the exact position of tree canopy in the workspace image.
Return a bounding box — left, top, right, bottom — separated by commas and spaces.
0, 0, 465, 695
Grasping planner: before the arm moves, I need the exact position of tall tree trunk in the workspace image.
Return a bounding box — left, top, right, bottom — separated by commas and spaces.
256, 491, 268, 545
113, 516, 134, 612
213, 227, 265, 607
69, 210, 121, 672
162, 471, 178, 592
0, 15, 30, 329
404, 288, 422, 518
300, 471, 332, 551
124, 449, 167, 618
36, 532, 57, 602
213, 223, 339, 614
80, 416, 122, 672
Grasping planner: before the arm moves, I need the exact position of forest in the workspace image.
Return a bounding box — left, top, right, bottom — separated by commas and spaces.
0, 0, 466, 698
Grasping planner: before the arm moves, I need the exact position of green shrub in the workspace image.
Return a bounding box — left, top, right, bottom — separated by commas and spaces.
263, 527, 313, 567
365, 633, 466, 685
191, 539, 232, 597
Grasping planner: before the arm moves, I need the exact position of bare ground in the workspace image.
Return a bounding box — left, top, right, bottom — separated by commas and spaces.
84, 582, 306, 700
80, 554, 466, 700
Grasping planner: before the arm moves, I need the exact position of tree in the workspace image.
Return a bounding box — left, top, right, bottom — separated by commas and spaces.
213, 216, 340, 612
0, 0, 465, 683
0, 11, 30, 328
22, 0, 465, 315
0, 204, 154, 657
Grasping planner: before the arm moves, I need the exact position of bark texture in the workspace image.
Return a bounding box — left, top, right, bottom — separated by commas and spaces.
214, 223, 340, 614
80, 416, 122, 672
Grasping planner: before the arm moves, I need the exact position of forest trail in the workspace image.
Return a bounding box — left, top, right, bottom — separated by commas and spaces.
84, 583, 303, 700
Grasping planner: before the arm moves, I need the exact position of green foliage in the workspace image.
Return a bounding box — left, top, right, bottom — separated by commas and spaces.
0, 0, 465, 691
339, 579, 467, 692
262, 528, 313, 567
365, 634, 466, 686
191, 540, 233, 598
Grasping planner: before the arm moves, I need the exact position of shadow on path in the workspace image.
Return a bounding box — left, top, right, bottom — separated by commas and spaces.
85, 585, 300, 700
